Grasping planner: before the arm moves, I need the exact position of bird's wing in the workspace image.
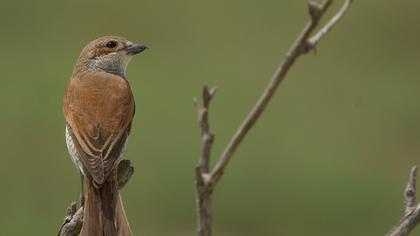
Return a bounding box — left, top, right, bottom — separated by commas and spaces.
63, 71, 135, 186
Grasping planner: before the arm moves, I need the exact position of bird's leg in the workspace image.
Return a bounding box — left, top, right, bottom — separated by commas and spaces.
79, 172, 85, 207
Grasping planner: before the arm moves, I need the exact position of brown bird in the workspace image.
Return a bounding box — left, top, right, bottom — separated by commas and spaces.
63, 36, 147, 236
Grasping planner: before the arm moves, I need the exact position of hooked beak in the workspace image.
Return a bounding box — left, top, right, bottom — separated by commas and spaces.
124, 44, 148, 55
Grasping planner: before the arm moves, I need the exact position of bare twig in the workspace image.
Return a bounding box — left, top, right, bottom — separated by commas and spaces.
386, 166, 420, 236
57, 159, 135, 236
117, 160, 135, 189
194, 85, 216, 236
57, 202, 83, 236
306, 0, 353, 52
210, 0, 353, 187
194, 85, 217, 177
405, 166, 417, 214
194, 1, 353, 235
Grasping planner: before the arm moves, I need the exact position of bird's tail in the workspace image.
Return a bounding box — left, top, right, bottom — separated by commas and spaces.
80, 177, 133, 236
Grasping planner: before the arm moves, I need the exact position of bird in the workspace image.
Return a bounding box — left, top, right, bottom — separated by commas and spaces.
63, 36, 147, 236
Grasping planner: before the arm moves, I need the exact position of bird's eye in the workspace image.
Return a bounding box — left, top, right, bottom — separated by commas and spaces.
106, 41, 117, 48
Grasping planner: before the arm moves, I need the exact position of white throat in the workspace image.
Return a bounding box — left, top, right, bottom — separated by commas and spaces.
90, 51, 133, 77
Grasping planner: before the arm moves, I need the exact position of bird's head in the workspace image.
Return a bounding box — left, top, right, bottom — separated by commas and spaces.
74, 36, 147, 77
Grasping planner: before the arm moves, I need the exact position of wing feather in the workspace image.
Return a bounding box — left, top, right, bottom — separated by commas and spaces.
64, 71, 135, 186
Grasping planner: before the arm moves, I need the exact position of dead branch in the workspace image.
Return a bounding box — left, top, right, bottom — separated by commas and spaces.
194, 1, 353, 236
194, 85, 217, 236
57, 202, 83, 236
57, 160, 134, 236
210, 0, 353, 186
386, 166, 420, 236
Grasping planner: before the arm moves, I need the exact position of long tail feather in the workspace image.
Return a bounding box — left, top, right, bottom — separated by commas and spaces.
80, 177, 132, 236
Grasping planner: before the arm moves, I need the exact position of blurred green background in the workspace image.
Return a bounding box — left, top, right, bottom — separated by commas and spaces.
1, 0, 419, 235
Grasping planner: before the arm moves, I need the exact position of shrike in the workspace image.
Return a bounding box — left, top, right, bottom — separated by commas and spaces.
64, 36, 146, 236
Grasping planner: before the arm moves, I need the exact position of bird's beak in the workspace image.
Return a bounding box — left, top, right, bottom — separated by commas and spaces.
124, 44, 148, 55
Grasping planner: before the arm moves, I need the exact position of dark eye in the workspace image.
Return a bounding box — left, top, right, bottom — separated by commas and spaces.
106, 41, 117, 48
